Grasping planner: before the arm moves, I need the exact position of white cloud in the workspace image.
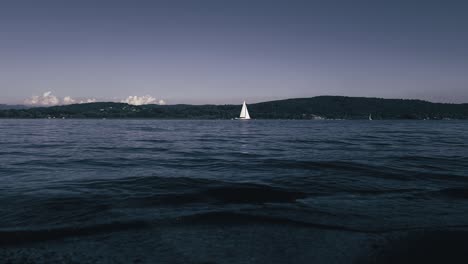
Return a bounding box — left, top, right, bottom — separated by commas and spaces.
24, 92, 164, 106
78, 98, 96, 104
24, 92, 98, 106
63, 96, 75, 104
24, 91, 60, 106
122, 95, 162, 106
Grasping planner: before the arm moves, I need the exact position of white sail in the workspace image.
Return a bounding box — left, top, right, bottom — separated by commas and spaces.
239, 101, 251, 119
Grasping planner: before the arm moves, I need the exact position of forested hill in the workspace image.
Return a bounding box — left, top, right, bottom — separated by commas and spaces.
0, 104, 28, 110
1, 96, 467, 119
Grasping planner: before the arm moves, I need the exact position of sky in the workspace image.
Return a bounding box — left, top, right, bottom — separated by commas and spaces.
1, 0, 468, 105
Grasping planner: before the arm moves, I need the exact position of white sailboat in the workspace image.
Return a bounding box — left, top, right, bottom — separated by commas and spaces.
237, 101, 251, 120
369, 114, 373, 120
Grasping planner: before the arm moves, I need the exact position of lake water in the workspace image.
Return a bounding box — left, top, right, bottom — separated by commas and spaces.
1, 120, 467, 263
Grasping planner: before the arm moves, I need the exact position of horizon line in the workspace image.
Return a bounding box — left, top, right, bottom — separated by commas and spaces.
2, 95, 467, 107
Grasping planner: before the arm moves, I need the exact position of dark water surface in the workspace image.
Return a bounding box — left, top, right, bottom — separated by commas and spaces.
1, 120, 468, 263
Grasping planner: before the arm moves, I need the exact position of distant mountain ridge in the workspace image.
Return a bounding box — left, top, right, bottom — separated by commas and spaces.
0, 104, 28, 110
1, 96, 468, 119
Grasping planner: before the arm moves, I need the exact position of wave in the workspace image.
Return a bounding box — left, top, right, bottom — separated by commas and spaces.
0, 211, 376, 246
0, 176, 311, 231
4, 210, 468, 247
0, 220, 149, 246
55, 176, 310, 205
433, 187, 468, 199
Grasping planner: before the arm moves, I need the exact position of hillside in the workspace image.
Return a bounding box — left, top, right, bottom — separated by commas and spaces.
0, 104, 28, 110
1, 96, 467, 119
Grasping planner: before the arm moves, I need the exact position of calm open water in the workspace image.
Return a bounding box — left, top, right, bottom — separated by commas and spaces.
0, 120, 468, 262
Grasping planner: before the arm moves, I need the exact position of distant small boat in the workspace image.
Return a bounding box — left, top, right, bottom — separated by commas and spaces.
369, 114, 373, 120
237, 101, 251, 120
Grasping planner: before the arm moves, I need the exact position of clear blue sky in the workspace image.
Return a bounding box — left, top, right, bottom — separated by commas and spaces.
1, 0, 468, 104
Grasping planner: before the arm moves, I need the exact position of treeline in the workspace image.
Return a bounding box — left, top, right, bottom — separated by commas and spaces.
1, 96, 468, 119
0, 104, 28, 110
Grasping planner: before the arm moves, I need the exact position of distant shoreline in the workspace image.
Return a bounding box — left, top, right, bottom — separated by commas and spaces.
0, 118, 464, 121
1, 96, 467, 120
